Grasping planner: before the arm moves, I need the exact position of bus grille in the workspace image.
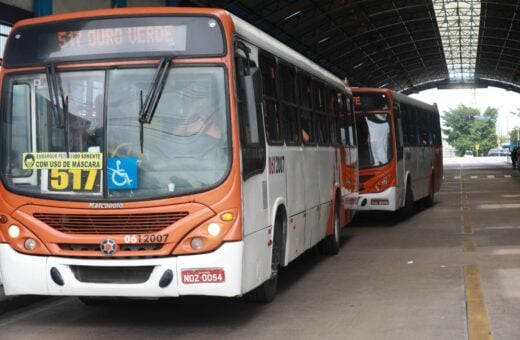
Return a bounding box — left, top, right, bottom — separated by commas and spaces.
70, 265, 154, 284
59, 243, 164, 252
33, 212, 189, 234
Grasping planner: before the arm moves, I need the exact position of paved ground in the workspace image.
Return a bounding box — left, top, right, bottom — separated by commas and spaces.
0, 156, 518, 339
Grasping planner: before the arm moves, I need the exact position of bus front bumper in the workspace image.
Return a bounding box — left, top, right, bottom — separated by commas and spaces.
356, 187, 399, 211
0, 242, 243, 298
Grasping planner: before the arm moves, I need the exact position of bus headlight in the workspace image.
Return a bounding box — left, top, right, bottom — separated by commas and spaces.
172, 210, 239, 255
207, 223, 222, 236
24, 238, 37, 251
190, 237, 204, 250
2, 222, 50, 255
8, 225, 20, 238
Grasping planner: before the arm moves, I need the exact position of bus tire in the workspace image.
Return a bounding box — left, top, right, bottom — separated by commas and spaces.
319, 200, 341, 255
247, 215, 283, 303
424, 178, 435, 207
399, 181, 414, 219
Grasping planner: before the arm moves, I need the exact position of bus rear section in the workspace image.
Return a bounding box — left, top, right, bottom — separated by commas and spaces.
353, 88, 442, 214
0, 7, 358, 302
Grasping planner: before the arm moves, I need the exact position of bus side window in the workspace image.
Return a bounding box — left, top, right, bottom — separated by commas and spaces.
259, 52, 282, 144
279, 62, 300, 145
235, 42, 266, 179
298, 73, 314, 144
312, 80, 329, 146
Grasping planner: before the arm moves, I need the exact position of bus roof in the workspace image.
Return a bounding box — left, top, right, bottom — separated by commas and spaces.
11, 7, 230, 28
9, 7, 349, 94
231, 15, 349, 93
352, 87, 438, 113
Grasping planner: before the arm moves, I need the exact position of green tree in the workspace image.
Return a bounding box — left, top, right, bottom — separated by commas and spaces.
442, 105, 498, 156
509, 128, 520, 146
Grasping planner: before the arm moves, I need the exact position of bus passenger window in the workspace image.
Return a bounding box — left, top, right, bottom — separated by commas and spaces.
279, 63, 300, 144
260, 53, 282, 144
299, 73, 314, 144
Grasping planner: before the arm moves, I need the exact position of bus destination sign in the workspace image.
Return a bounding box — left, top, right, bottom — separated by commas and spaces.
2, 16, 225, 67
55, 25, 187, 56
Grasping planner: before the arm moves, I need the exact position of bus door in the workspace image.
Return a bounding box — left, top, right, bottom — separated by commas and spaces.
343, 95, 358, 218
417, 111, 432, 198
402, 104, 419, 205
235, 43, 270, 290
393, 101, 405, 193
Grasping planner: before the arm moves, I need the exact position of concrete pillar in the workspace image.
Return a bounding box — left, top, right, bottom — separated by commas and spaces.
33, 0, 52, 17
166, 0, 182, 6
111, 0, 127, 7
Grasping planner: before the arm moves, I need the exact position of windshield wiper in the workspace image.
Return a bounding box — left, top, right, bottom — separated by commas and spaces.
45, 64, 70, 156
138, 57, 173, 153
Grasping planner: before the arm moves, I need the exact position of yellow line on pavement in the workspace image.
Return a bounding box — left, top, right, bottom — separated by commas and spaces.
463, 226, 473, 234
464, 265, 493, 340
464, 240, 477, 252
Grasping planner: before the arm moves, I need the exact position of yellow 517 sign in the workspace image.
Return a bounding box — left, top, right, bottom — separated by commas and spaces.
49, 169, 99, 191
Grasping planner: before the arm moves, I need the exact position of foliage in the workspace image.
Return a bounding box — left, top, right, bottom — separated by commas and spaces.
509, 108, 520, 146
509, 128, 520, 146
442, 105, 498, 156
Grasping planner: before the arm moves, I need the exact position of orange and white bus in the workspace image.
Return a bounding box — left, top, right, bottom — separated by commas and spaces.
353, 88, 442, 216
0, 7, 358, 303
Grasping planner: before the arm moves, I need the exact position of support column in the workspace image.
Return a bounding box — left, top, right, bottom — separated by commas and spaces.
166, 0, 183, 6
33, 0, 52, 17
112, 0, 127, 8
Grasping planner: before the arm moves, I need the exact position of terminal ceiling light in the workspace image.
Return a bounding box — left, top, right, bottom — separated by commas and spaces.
433, 0, 481, 82
283, 10, 303, 22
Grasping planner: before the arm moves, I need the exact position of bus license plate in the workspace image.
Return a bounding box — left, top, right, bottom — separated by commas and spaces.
181, 268, 225, 284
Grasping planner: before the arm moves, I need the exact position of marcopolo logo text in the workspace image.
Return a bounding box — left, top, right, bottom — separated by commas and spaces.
88, 202, 124, 209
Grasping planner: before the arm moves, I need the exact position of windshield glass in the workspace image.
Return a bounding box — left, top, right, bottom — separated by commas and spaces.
1, 66, 230, 200
356, 112, 393, 169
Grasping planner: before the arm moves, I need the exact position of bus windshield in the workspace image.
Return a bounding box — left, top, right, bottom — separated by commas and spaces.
356, 112, 393, 169
1, 66, 230, 200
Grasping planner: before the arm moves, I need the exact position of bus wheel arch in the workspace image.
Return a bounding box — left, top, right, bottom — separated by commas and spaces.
247, 206, 286, 303
424, 170, 435, 207
399, 175, 414, 219
319, 193, 342, 255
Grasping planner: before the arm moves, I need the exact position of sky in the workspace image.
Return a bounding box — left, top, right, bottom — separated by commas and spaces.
409, 87, 520, 140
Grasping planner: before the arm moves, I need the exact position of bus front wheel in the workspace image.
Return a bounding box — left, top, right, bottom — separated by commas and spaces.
399, 182, 414, 219
247, 215, 283, 303
319, 199, 341, 255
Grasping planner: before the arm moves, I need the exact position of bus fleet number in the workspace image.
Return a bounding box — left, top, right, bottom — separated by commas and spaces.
124, 234, 168, 244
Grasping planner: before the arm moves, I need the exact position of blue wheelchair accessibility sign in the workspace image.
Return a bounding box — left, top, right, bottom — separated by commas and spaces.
108, 157, 138, 189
